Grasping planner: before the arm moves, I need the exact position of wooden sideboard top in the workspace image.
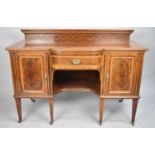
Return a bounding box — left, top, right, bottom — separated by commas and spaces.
6, 29, 148, 52
21, 29, 134, 34
6, 40, 148, 52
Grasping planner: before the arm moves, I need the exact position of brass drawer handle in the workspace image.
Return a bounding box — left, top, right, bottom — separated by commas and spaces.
72, 58, 81, 65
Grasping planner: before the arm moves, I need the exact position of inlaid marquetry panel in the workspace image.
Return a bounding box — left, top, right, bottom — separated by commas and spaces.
104, 53, 138, 96
21, 58, 43, 90
15, 52, 48, 96
22, 29, 133, 46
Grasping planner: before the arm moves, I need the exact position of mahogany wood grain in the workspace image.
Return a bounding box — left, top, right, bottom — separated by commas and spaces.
104, 52, 139, 96
6, 29, 147, 125
15, 52, 49, 96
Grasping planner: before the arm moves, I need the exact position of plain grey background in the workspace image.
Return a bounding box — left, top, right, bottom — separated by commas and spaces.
0, 27, 155, 128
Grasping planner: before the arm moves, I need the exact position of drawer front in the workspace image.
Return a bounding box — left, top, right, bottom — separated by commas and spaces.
52, 56, 101, 66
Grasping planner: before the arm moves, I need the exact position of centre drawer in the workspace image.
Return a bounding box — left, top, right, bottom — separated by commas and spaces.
52, 55, 101, 67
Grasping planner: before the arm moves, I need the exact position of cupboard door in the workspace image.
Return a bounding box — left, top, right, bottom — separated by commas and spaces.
16, 52, 48, 96
104, 53, 138, 96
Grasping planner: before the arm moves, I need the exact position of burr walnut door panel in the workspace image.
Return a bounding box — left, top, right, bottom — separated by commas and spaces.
104, 53, 138, 96
15, 52, 48, 96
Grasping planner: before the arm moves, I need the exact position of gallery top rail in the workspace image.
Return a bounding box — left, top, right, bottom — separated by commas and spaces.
21, 29, 134, 46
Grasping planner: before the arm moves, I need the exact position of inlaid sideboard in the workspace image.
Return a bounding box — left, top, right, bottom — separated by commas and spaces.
6, 29, 148, 125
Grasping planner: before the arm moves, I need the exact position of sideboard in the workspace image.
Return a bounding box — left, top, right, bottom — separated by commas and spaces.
6, 29, 148, 125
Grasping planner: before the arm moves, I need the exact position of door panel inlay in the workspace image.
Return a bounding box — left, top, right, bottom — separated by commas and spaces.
21, 58, 43, 91
105, 53, 138, 96
109, 57, 134, 92
16, 53, 48, 96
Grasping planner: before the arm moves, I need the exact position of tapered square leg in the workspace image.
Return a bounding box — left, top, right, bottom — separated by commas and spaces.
15, 98, 22, 123
99, 98, 104, 125
49, 98, 54, 125
131, 99, 139, 125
